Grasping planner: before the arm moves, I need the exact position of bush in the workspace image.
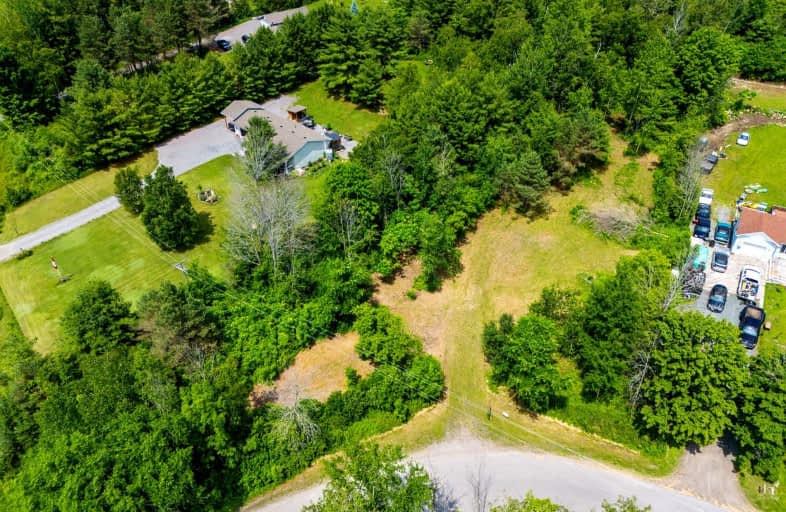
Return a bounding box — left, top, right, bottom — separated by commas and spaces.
13, 249, 33, 261
114, 166, 144, 215
739, 38, 786, 83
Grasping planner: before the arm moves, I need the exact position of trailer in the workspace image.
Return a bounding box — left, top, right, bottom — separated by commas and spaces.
737, 265, 764, 306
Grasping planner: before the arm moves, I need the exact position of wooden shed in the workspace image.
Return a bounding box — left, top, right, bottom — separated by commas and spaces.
287, 105, 307, 121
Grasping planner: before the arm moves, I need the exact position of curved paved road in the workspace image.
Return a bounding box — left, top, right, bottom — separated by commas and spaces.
0, 120, 240, 263
246, 436, 733, 512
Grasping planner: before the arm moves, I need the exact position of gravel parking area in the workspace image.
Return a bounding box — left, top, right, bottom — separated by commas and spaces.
215, 19, 261, 44
156, 120, 241, 175
685, 241, 767, 353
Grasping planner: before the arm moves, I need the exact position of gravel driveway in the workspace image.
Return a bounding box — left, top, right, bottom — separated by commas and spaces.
215, 19, 262, 44
245, 435, 734, 512
0, 120, 241, 262
156, 119, 241, 175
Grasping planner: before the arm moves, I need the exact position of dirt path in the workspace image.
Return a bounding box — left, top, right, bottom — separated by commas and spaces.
705, 113, 786, 148
243, 134, 755, 511
731, 78, 786, 93
663, 439, 755, 512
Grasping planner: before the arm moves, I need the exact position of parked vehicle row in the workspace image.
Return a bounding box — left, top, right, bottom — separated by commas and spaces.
692, 184, 765, 350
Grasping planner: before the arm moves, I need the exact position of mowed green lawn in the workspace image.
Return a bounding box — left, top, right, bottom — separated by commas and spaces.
731, 85, 786, 114
293, 80, 383, 140
761, 283, 786, 356
703, 125, 786, 211
0, 151, 158, 243
0, 155, 240, 352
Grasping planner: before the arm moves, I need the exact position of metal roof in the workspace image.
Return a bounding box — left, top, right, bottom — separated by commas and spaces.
224, 101, 328, 155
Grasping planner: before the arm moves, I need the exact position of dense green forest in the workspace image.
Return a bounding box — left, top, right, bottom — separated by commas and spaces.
1, 0, 786, 509
1, 0, 785, 215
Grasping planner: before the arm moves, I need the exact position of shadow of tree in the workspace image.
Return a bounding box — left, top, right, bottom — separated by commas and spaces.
196, 211, 215, 244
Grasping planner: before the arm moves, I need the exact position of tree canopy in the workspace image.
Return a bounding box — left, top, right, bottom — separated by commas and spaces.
141, 165, 201, 250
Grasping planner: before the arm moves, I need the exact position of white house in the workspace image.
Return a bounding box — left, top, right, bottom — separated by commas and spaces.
220, 100, 331, 173
733, 207, 786, 261
732, 206, 786, 284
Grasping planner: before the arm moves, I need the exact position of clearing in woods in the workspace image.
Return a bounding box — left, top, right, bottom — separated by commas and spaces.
370, 135, 683, 474
249, 332, 374, 407
244, 134, 675, 510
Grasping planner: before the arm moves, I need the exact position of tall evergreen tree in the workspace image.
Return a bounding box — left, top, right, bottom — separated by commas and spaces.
141, 166, 201, 250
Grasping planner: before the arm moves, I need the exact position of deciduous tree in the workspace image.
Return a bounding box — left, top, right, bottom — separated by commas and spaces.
734, 352, 786, 482
61, 280, 136, 354
241, 116, 289, 182
639, 311, 746, 446
226, 178, 312, 273
304, 443, 435, 512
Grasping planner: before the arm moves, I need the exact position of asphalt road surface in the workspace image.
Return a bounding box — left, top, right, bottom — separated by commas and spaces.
0, 120, 241, 262
246, 436, 735, 512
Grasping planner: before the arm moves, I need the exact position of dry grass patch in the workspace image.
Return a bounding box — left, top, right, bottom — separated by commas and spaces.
250, 332, 373, 407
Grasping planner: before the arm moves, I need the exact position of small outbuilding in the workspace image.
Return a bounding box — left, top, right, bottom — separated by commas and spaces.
287, 105, 307, 122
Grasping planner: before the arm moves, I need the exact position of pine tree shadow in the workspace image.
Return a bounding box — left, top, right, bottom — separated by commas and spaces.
196, 212, 215, 245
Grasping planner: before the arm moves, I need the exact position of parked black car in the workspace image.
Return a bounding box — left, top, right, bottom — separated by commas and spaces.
739, 305, 766, 349
693, 216, 711, 239
707, 284, 728, 313
215, 39, 232, 51
694, 204, 711, 224
711, 249, 729, 272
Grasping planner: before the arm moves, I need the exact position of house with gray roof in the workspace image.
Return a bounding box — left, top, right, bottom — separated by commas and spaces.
221, 100, 331, 172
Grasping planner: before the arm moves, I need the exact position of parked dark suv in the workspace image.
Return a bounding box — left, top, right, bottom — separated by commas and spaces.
693, 204, 712, 239
739, 306, 766, 349
707, 284, 728, 313
694, 204, 711, 224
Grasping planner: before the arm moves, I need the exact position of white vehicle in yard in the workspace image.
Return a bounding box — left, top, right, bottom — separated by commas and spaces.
699, 188, 714, 206
737, 265, 764, 306
737, 131, 750, 146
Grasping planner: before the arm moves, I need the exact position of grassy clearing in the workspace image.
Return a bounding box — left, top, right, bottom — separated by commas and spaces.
731, 82, 786, 114
703, 125, 786, 211
0, 155, 240, 352
251, 332, 374, 407
760, 283, 786, 356
370, 135, 680, 475
292, 80, 383, 140
741, 471, 786, 512
0, 151, 158, 243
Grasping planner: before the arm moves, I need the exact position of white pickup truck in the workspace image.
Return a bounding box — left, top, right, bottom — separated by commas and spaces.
737, 265, 764, 306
